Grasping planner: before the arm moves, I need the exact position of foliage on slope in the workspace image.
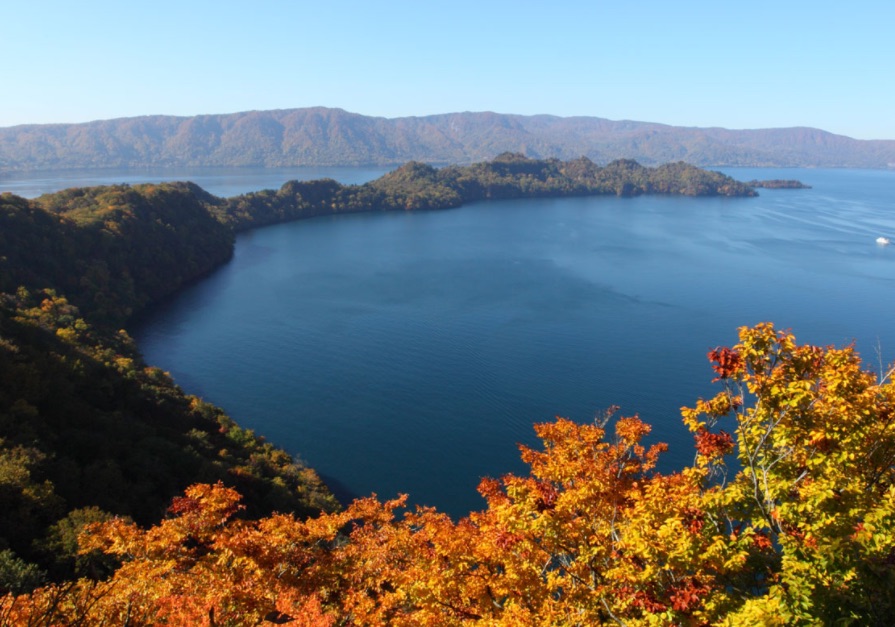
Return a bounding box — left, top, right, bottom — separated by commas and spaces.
0, 186, 339, 591
3, 325, 893, 625
1, 183, 233, 325
0, 289, 337, 588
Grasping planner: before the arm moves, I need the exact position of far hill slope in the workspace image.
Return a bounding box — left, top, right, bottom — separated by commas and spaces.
2, 108, 894, 171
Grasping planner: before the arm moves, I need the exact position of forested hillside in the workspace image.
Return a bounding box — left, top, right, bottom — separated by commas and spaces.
1, 183, 233, 324
0, 185, 339, 591
3, 107, 894, 171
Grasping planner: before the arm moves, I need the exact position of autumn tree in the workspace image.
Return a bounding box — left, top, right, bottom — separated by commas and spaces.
683, 323, 895, 624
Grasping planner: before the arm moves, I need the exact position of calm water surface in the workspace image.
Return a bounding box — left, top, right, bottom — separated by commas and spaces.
10, 166, 894, 516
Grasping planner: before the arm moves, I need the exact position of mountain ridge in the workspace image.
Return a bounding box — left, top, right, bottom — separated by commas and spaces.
2, 107, 894, 171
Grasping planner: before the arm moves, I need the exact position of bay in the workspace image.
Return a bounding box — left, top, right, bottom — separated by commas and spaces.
6, 165, 895, 517
132, 167, 895, 517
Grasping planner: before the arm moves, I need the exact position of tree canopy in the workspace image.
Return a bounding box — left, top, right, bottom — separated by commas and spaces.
3, 325, 893, 625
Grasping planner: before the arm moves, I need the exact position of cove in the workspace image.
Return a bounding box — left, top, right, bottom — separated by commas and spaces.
132, 167, 895, 517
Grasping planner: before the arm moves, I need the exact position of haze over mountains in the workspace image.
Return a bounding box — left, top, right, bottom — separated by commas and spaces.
2, 107, 894, 171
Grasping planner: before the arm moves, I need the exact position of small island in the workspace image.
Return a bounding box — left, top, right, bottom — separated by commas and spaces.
747, 179, 811, 189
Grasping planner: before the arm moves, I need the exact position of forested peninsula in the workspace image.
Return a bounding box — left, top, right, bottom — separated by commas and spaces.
217, 153, 755, 231
11, 156, 890, 627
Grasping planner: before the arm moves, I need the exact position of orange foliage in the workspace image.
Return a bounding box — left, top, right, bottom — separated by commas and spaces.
4, 324, 895, 625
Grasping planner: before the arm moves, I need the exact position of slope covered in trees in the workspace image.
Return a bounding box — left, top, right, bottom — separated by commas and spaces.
2, 107, 894, 170
1, 182, 233, 324
0, 156, 760, 597
0, 183, 339, 591
0, 289, 337, 589
3, 325, 894, 625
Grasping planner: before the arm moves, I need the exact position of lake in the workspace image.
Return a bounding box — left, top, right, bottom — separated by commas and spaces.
0, 165, 391, 199
5, 166, 895, 516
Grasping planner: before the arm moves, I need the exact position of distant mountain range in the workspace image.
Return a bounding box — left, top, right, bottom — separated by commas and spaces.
2, 107, 894, 171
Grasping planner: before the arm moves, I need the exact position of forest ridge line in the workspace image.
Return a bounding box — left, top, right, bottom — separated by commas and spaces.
2, 107, 895, 171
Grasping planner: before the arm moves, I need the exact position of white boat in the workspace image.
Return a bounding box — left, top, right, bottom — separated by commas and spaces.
876, 237, 890, 245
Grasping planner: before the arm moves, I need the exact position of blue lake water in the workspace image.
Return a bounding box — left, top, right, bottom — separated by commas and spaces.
6, 166, 895, 516
0, 165, 391, 199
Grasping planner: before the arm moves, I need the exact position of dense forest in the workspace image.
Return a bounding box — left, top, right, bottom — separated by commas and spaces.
8, 157, 888, 626
3, 107, 894, 171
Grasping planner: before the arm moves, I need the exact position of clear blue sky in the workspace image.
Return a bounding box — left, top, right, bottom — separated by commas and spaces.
4, 0, 893, 139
